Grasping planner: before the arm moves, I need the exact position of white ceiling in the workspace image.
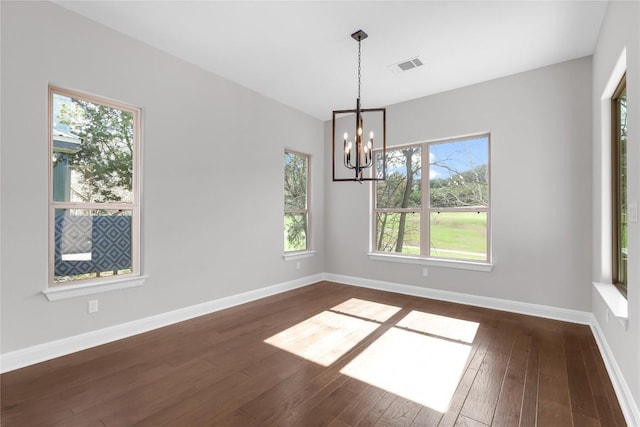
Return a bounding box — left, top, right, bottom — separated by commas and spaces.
54, 1, 608, 121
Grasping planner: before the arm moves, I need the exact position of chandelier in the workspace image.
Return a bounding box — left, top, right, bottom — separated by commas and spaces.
332, 30, 386, 182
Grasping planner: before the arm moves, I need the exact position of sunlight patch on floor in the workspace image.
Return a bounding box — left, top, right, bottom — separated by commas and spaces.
331, 298, 402, 322
264, 310, 379, 366
340, 327, 472, 412
397, 310, 479, 343
265, 298, 478, 412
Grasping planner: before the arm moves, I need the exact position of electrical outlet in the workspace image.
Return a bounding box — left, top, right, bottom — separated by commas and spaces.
422, 268, 429, 277
629, 202, 638, 223
296, 262, 301, 270
88, 299, 98, 314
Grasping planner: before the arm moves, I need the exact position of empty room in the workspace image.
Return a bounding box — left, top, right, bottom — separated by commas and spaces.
1, 1, 639, 426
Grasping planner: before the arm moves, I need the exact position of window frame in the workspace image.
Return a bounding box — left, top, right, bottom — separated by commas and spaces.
372, 133, 491, 265
47, 85, 142, 288
611, 74, 627, 297
284, 149, 311, 254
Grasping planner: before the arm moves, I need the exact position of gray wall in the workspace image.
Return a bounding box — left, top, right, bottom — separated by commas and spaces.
325, 57, 593, 312
591, 0, 640, 408
0, 1, 325, 352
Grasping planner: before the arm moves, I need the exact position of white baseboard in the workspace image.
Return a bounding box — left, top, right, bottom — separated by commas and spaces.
325, 273, 593, 324
0, 273, 323, 373
590, 319, 640, 427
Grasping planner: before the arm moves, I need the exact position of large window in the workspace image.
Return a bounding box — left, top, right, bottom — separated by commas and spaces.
374, 134, 490, 263
49, 86, 141, 285
612, 75, 627, 296
284, 150, 310, 253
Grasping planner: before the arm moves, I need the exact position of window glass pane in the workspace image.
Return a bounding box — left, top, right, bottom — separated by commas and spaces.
376, 146, 421, 209
430, 137, 488, 208
52, 93, 134, 203
375, 212, 420, 254
284, 213, 307, 252
616, 83, 627, 288
54, 208, 133, 283
429, 212, 487, 261
284, 152, 307, 210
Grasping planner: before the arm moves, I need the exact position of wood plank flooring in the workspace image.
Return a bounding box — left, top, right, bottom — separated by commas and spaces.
0, 281, 626, 426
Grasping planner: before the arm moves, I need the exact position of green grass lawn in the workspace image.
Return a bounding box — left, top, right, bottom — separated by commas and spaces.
377, 211, 487, 260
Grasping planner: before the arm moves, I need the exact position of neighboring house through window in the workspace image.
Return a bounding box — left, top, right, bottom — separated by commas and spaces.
49, 86, 141, 286
284, 150, 310, 253
373, 134, 490, 263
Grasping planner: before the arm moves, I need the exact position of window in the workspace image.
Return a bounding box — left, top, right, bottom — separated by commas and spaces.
49, 86, 141, 286
374, 134, 490, 263
284, 150, 310, 252
612, 74, 627, 296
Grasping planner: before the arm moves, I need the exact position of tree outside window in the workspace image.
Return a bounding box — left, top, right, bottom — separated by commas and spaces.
374, 135, 490, 262
50, 86, 140, 285
284, 150, 309, 252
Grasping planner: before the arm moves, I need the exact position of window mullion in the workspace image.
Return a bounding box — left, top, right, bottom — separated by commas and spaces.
51, 202, 136, 210
421, 142, 429, 257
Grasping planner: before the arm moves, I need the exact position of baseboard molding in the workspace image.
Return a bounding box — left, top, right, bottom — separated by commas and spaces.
325, 273, 593, 324
0, 273, 323, 373
590, 318, 640, 426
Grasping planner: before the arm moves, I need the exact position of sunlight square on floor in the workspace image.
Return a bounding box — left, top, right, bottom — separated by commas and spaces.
397, 310, 479, 343
340, 326, 472, 412
264, 298, 401, 366
331, 298, 402, 322
264, 310, 379, 366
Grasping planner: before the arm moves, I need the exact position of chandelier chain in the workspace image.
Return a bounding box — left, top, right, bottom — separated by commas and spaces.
357, 39, 361, 100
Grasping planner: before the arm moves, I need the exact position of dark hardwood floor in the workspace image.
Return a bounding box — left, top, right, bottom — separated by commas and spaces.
0, 281, 626, 426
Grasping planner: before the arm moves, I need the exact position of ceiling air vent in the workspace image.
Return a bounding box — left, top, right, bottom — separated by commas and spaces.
388, 57, 424, 74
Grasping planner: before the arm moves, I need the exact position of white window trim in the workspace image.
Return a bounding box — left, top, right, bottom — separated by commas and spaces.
47, 86, 143, 292
371, 133, 491, 266
284, 149, 311, 254
43, 275, 148, 301
597, 48, 626, 286
282, 250, 317, 261
367, 252, 493, 272
593, 282, 628, 329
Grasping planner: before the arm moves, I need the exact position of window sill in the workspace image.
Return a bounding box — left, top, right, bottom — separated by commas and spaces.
283, 251, 316, 261
43, 275, 147, 301
593, 282, 628, 329
367, 252, 493, 272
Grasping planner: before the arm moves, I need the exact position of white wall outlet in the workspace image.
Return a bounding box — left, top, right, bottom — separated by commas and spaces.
422, 268, 429, 277
88, 299, 98, 314
296, 261, 301, 270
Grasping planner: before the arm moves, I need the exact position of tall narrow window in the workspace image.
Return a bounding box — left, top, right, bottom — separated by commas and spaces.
284, 150, 310, 252
374, 134, 490, 263
49, 86, 141, 285
612, 74, 627, 296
